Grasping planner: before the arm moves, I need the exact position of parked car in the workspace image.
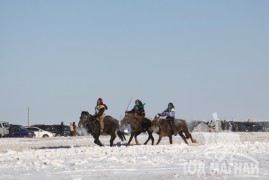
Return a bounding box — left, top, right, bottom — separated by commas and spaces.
33, 124, 71, 137
0, 121, 10, 138
25, 126, 54, 138
9, 125, 34, 138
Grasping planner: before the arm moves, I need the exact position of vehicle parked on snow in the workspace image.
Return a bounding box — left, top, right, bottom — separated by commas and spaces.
9, 125, 34, 138
0, 121, 10, 137
25, 126, 55, 138
33, 124, 71, 137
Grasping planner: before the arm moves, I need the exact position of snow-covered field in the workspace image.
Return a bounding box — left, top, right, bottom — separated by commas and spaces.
0, 132, 269, 179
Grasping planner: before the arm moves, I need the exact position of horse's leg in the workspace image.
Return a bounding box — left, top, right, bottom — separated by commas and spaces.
169, 135, 173, 144
188, 133, 196, 143
156, 135, 163, 145
149, 132, 154, 145
110, 133, 116, 147
143, 131, 151, 145
184, 130, 197, 143
179, 131, 188, 145
148, 128, 154, 145
93, 134, 104, 146
143, 127, 154, 145
135, 132, 141, 145
127, 133, 134, 145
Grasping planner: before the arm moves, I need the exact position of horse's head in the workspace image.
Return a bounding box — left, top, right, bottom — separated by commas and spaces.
120, 112, 135, 130
79, 111, 91, 128
151, 115, 162, 128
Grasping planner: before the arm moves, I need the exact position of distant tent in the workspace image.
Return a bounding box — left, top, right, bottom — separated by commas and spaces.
192, 122, 210, 132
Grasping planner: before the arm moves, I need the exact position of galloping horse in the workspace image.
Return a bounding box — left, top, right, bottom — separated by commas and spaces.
120, 113, 154, 145
78, 111, 126, 146
152, 116, 196, 145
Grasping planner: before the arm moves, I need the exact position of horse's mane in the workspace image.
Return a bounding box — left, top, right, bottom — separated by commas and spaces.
81, 111, 91, 116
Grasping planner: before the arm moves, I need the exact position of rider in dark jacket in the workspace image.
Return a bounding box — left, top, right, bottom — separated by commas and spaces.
158, 102, 177, 136
126, 99, 145, 116
126, 99, 148, 131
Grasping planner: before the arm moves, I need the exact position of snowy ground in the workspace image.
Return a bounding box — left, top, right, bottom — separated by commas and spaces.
0, 132, 269, 180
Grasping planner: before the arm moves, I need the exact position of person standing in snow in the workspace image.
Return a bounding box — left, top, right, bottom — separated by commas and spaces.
72, 122, 77, 136
70, 122, 74, 136
158, 102, 177, 136
92, 98, 108, 133
60, 122, 64, 136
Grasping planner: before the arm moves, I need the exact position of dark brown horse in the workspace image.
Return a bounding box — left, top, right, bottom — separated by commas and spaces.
152, 116, 196, 145
120, 113, 154, 145
78, 111, 126, 146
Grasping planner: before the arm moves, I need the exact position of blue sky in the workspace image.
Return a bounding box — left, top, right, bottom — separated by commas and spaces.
0, 0, 268, 125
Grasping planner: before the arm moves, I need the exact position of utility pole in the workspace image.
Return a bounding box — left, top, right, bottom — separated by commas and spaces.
27, 107, 30, 126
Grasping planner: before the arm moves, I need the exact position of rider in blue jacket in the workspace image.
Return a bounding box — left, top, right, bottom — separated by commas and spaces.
158, 102, 177, 135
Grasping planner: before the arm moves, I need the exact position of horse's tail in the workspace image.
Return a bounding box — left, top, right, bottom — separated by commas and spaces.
117, 130, 126, 142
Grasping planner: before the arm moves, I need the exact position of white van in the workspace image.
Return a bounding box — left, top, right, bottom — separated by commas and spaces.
0, 121, 10, 137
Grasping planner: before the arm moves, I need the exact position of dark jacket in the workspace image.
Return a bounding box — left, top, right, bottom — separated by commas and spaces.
128, 104, 145, 116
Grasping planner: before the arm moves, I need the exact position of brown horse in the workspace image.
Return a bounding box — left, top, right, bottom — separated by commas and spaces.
152, 116, 196, 145
120, 113, 154, 145
78, 111, 126, 147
